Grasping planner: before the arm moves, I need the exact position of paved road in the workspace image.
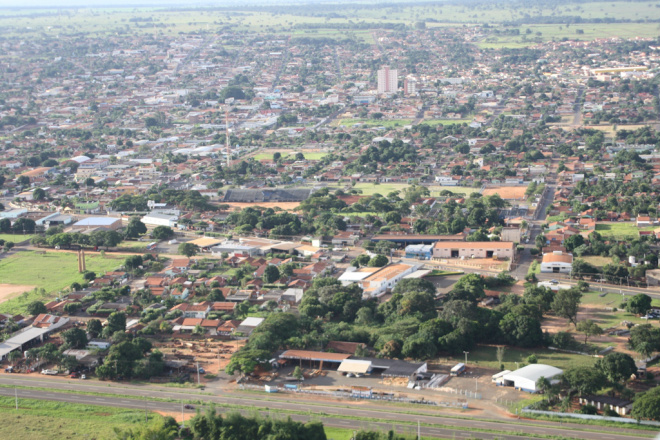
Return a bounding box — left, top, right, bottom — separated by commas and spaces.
0, 376, 654, 439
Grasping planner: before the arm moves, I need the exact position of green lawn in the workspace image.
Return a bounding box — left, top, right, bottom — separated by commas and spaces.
595, 223, 655, 239
0, 251, 124, 314
0, 395, 164, 440
0, 234, 37, 244
352, 183, 412, 196
464, 345, 597, 371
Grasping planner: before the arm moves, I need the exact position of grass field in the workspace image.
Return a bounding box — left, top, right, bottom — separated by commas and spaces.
465, 345, 597, 370
595, 223, 655, 239
580, 255, 613, 268
351, 183, 480, 197
428, 186, 480, 197
116, 240, 149, 251
0, 395, 164, 440
0, 234, 36, 244
0, 251, 124, 314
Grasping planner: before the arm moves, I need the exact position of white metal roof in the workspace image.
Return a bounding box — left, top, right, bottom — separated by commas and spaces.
502, 364, 562, 383
240, 317, 265, 328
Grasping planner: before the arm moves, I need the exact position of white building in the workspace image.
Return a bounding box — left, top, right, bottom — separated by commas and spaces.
500, 364, 563, 393
540, 251, 573, 274
377, 66, 398, 94
141, 213, 178, 227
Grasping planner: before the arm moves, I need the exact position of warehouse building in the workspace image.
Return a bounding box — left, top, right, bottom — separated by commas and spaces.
499, 364, 562, 393
540, 251, 573, 274
432, 241, 515, 260
71, 217, 122, 231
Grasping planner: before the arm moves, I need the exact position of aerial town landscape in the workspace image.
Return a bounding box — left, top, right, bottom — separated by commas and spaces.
2, 0, 660, 439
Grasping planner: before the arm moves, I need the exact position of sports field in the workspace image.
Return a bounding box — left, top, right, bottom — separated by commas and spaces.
0, 251, 123, 314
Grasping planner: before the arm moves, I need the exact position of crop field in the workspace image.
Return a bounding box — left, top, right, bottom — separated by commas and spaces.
0, 395, 164, 440
0, 251, 123, 314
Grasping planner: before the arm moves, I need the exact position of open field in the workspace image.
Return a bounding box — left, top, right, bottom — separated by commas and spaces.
0, 395, 164, 440
0, 234, 36, 243
0, 251, 124, 314
580, 255, 613, 268
116, 240, 149, 251
595, 223, 655, 239
482, 186, 527, 200
352, 182, 411, 196
464, 344, 596, 371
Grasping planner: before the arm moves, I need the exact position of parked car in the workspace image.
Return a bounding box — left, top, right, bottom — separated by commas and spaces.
81, 374, 86, 380
184, 404, 195, 410
4, 366, 13, 373
198, 368, 205, 374
70, 372, 79, 378
41, 369, 58, 375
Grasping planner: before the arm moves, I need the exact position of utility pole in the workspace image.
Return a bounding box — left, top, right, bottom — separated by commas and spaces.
417, 420, 420, 440
196, 361, 201, 385
181, 401, 185, 429
15, 387, 18, 410
144, 396, 148, 423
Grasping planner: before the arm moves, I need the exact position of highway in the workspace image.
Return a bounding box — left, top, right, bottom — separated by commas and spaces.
0, 376, 654, 439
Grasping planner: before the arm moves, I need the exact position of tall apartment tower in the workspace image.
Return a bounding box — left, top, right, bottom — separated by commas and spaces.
404, 78, 417, 95
377, 66, 398, 94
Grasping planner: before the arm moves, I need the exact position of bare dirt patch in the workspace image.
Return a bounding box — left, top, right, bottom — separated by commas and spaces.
222, 202, 301, 211
0, 284, 36, 304
482, 186, 527, 200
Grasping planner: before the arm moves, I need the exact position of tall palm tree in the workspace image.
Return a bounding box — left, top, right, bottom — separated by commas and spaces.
536, 376, 551, 399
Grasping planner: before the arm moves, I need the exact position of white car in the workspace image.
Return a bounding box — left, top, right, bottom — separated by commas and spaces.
41, 369, 58, 375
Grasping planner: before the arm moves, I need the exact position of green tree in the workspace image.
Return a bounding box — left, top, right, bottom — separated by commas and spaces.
151, 226, 174, 240
293, 366, 303, 380
87, 319, 102, 339
368, 254, 388, 267
124, 216, 147, 239
625, 293, 652, 315
448, 273, 485, 303
124, 255, 143, 271
595, 352, 637, 384
106, 312, 127, 335
576, 319, 603, 345
263, 265, 280, 283
632, 386, 660, 421
562, 366, 605, 396
551, 287, 582, 327
27, 301, 47, 316
392, 278, 436, 296
178, 242, 199, 258
61, 327, 88, 349
629, 324, 660, 359
499, 313, 544, 347
32, 187, 46, 201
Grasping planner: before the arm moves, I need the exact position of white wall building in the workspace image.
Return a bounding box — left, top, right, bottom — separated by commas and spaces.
540, 251, 573, 274
500, 364, 563, 393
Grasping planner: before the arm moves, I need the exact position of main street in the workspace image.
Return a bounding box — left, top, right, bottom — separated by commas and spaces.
0, 376, 654, 439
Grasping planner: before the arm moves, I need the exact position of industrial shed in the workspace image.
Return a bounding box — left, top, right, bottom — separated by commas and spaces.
500, 364, 563, 393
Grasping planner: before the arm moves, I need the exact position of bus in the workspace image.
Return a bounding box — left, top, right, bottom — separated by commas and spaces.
450, 363, 466, 377
146, 242, 158, 251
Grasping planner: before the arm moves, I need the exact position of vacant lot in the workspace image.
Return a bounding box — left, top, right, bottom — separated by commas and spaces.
428, 186, 480, 196
0, 395, 163, 440
482, 186, 527, 200
0, 251, 123, 314
0, 234, 36, 244
580, 255, 613, 268
0, 284, 36, 305
595, 222, 655, 239
222, 201, 301, 211
463, 345, 596, 371
334, 118, 412, 128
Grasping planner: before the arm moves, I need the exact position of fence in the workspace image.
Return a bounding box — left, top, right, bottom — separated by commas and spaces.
521, 408, 660, 427
435, 386, 482, 400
